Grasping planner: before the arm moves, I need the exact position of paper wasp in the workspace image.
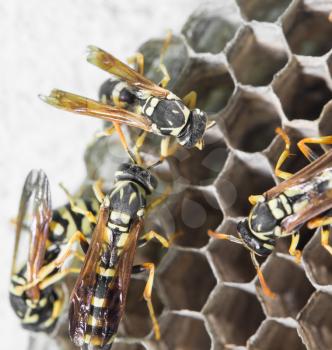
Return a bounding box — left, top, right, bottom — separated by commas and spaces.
209, 128, 332, 298
10, 169, 99, 333
67, 157, 169, 349
40, 34, 214, 159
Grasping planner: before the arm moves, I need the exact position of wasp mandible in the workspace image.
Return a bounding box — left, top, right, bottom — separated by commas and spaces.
209, 128, 332, 298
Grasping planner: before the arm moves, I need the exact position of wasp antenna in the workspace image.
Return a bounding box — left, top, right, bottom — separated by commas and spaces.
206, 120, 216, 130
207, 230, 243, 245
147, 159, 163, 170
250, 251, 276, 299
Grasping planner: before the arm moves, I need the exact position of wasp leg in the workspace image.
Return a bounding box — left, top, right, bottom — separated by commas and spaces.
182, 90, 197, 109
60, 183, 97, 224
158, 31, 172, 88
38, 267, 81, 290
133, 130, 148, 166
250, 251, 276, 299
275, 127, 293, 180
95, 125, 116, 139
297, 135, 332, 162
127, 52, 145, 75
93, 179, 105, 204
160, 136, 179, 161
307, 216, 332, 255
248, 195, 265, 205
289, 233, 302, 263
146, 186, 171, 214
14, 231, 88, 294
132, 263, 160, 340
138, 230, 169, 248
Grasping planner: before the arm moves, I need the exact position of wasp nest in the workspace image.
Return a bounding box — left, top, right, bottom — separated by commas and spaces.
36, 1, 332, 349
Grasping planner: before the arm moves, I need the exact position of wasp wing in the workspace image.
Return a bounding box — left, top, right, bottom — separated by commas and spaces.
266, 150, 332, 199
281, 189, 332, 233
11, 169, 52, 300
69, 200, 110, 347
87, 46, 169, 98
40, 89, 152, 132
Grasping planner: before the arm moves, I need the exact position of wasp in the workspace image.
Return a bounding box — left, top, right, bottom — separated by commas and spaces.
67, 159, 169, 350
10, 169, 99, 333
209, 128, 332, 298
40, 34, 214, 160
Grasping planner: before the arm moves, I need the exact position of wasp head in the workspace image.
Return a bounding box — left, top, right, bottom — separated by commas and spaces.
178, 109, 208, 149
115, 163, 158, 194
237, 219, 274, 257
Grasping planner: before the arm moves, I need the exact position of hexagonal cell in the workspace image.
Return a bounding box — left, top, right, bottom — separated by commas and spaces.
248, 319, 305, 350
298, 291, 332, 350
168, 187, 222, 249
157, 313, 211, 350
138, 35, 189, 92
282, 0, 332, 56
168, 127, 229, 186
220, 88, 282, 152
236, 0, 292, 22
273, 57, 332, 121
182, 1, 243, 54
227, 24, 289, 86
256, 255, 315, 318
215, 153, 275, 218
302, 230, 332, 286
158, 249, 216, 311
117, 278, 163, 339
176, 56, 235, 114
208, 220, 256, 283
204, 285, 265, 346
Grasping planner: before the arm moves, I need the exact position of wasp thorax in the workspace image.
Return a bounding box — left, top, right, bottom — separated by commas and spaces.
115, 163, 158, 194
237, 219, 274, 257
178, 109, 208, 148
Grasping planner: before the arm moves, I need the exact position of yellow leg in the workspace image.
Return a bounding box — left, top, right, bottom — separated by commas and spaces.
60, 183, 97, 224
158, 31, 172, 88
93, 179, 105, 204
321, 227, 332, 255
160, 136, 178, 161
182, 90, 197, 109
289, 233, 301, 263
96, 126, 116, 139
134, 130, 148, 166
139, 230, 169, 248
16, 230, 89, 293
275, 127, 293, 180
39, 267, 81, 290
297, 135, 332, 162
250, 251, 276, 299
146, 186, 171, 214
127, 52, 145, 75
307, 216, 332, 255
248, 195, 265, 206
142, 262, 160, 340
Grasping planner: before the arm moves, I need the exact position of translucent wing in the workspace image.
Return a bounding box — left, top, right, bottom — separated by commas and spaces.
11, 169, 52, 300
266, 150, 332, 199
281, 189, 332, 233
87, 46, 169, 98
69, 200, 111, 346
40, 89, 152, 132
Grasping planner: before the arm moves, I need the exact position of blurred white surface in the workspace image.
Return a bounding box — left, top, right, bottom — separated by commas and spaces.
0, 0, 205, 347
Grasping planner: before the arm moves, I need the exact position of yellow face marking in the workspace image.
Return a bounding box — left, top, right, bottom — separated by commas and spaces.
49, 221, 65, 237
22, 311, 39, 324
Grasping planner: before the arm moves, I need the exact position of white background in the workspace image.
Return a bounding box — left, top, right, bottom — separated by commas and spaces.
0, 1, 206, 347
